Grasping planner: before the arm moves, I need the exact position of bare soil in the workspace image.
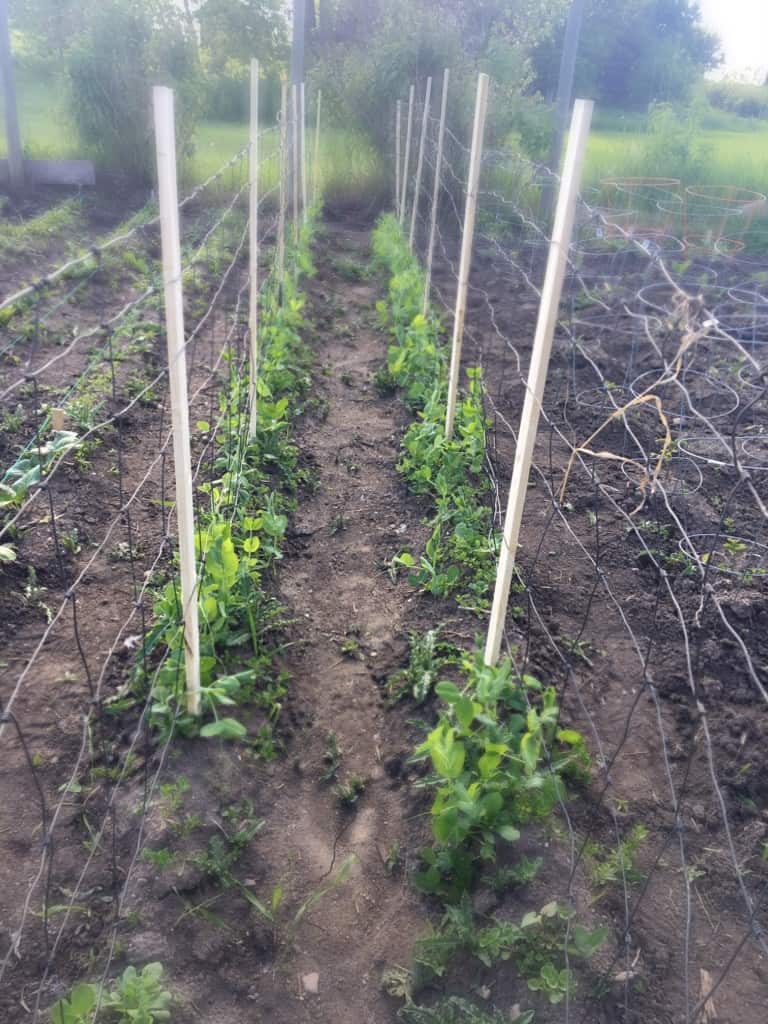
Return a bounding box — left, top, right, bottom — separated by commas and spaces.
0, 210, 766, 1024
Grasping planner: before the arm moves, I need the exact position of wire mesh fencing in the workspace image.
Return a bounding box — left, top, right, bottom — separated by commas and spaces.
400, 72, 768, 1022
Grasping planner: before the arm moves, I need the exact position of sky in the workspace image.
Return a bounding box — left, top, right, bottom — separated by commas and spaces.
698, 0, 768, 82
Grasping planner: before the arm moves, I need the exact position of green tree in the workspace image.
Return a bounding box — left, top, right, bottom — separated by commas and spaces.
532, 0, 721, 109
67, 0, 202, 181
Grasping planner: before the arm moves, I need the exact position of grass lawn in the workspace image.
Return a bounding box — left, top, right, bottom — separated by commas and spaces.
1, 73, 385, 200
586, 124, 768, 195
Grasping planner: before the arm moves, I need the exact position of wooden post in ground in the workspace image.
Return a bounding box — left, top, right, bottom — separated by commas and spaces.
399, 84, 414, 226
395, 100, 402, 219
0, 0, 23, 191
291, 83, 300, 244
423, 68, 449, 315
152, 86, 200, 715
484, 99, 594, 667
409, 76, 432, 251
313, 89, 322, 206
277, 81, 288, 286
300, 82, 308, 221
444, 72, 489, 438
248, 60, 260, 440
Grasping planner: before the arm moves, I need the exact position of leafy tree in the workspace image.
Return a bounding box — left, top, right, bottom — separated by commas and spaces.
67, 0, 202, 181
309, 0, 564, 156
532, 0, 721, 109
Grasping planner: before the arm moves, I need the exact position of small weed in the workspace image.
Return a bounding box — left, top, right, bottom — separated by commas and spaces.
586, 823, 648, 891
340, 370, 354, 386
386, 626, 460, 705
334, 774, 366, 807
321, 732, 343, 783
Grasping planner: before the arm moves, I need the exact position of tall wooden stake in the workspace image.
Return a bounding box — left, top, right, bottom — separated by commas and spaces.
248, 60, 260, 440
484, 99, 594, 667
300, 81, 308, 221
277, 81, 288, 287
152, 87, 200, 715
313, 89, 322, 206
399, 84, 414, 226
409, 76, 432, 250
423, 69, 449, 315
0, 0, 23, 191
444, 73, 489, 438
395, 100, 402, 219
291, 83, 300, 243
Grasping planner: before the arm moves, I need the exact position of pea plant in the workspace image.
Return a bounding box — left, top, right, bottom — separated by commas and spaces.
411, 648, 589, 900
371, 215, 503, 612
133, 218, 317, 741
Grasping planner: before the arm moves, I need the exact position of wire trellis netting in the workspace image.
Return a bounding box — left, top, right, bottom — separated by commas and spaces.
401, 74, 768, 1023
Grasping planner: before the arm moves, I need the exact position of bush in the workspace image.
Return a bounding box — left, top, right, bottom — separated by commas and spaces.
309, 0, 544, 166
705, 80, 768, 121
201, 57, 281, 123
67, 1, 202, 182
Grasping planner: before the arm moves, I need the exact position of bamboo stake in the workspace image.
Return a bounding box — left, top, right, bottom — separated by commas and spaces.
399, 84, 414, 226
291, 83, 300, 244
423, 68, 449, 315
484, 99, 594, 668
409, 76, 432, 250
152, 86, 200, 715
444, 72, 489, 438
313, 89, 322, 206
395, 100, 401, 219
300, 81, 308, 221
277, 81, 288, 287
248, 59, 260, 440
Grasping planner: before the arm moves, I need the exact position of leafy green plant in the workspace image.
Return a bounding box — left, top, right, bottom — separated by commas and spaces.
334, 775, 366, 807
133, 213, 318, 740
411, 647, 589, 900
586, 823, 648, 891
49, 963, 171, 1024
386, 627, 460, 704
371, 215, 503, 611
0, 430, 80, 510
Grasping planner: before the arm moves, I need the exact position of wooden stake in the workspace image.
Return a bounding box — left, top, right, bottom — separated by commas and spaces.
399, 84, 414, 226
423, 69, 449, 315
409, 77, 432, 251
152, 86, 201, 715
277, 81, 288, 286
444, 72, 489, 438
0, 0, 23, 191
313, 89, 322, 206
300, 81, 308, 221
484, 99, 594, 668
248, 60, 260, 440
395, 100, 402, 220
291, 83, 300, 244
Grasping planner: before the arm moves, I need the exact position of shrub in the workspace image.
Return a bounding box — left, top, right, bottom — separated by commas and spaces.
66, 0, 202, 182
705, 80, 768, 121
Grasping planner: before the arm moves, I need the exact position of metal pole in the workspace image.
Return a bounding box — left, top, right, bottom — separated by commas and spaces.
399, 85, 414, 226
0, 0, 23, 191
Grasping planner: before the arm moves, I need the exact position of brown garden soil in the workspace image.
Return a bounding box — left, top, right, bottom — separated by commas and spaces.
0, 208, 766, 1024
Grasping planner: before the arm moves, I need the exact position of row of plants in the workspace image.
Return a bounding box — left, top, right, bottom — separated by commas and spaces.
371, 213, 501, 614
48, 214, 319, 1024
132, 213, 318, 743
371, 215, 606, 1022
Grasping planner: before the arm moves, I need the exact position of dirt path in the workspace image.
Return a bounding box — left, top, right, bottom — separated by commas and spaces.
242, 219, 430, 1023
